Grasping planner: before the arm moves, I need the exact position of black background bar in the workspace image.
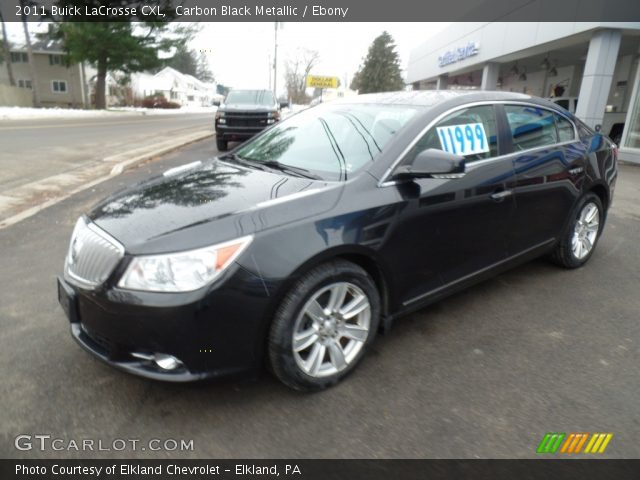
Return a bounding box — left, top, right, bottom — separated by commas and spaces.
4, 459, 640, 480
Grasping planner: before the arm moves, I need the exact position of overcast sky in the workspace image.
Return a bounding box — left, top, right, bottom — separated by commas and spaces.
190, 23, 449, 92
4, 22, 448, 94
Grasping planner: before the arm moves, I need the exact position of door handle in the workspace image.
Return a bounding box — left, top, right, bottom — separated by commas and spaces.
490, 190, 513, 201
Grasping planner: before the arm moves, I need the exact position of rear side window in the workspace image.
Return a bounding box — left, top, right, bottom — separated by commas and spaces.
555, 113, 576, 142
405, 105, 499, 164
576, 118, 595, 139
555, 100, 569, 110
505, 105, 557, 150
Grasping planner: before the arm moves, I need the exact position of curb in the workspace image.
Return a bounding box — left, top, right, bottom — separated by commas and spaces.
0, 130, 214, 230
109, 130, 213, 175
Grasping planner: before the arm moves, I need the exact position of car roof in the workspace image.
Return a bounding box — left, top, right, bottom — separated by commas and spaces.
336, 90, 534, 107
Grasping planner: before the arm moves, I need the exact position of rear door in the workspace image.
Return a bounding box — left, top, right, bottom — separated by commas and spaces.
501, 104, 586, 254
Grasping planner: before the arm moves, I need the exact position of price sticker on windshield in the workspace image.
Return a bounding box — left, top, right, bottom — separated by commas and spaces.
436, 123, 489, 156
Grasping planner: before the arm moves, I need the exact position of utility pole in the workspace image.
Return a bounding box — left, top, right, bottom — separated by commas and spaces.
273, 22, 284, 97
273, 22, 278, 97
268, 53, 272, 90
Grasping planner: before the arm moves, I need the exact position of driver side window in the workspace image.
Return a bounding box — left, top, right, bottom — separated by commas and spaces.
404, 105, 499, 165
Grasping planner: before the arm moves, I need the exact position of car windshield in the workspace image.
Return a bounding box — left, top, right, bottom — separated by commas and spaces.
233, 103, 419, 181
225, 90, 276, 106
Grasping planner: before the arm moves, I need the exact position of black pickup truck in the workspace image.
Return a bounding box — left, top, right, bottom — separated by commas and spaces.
214, 89, 284, 151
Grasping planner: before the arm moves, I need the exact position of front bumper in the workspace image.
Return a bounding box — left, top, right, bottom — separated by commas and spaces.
70, 322, 206, 382
57, 265, 273, 382
215, 124, 266, 140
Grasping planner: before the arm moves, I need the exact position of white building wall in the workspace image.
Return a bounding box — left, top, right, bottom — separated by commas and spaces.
408, 22, 640, 84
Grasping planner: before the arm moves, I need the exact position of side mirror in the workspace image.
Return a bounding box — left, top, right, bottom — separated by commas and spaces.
393, 149, 466, 179
280, 101, 290, 109
213, 100, 221, 107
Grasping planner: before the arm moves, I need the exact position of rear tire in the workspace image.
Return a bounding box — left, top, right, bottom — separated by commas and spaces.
551, 193, 604, 268
216, 137, 228, 152
268, 260, 380, 392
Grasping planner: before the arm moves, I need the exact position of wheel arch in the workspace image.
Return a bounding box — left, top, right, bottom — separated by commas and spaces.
274, 245, 393, 319
257, 245, 394, 367
587, 182, 609, 212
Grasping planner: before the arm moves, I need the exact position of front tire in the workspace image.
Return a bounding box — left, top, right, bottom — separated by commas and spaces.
268, 260, 380, 391
216, 137, 228, 152
551, 193, 604, 268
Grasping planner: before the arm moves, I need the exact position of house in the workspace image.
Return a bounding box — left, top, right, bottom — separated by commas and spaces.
0, 39, 90, 108
130, 67, 217, 107
0, 40, 215, 108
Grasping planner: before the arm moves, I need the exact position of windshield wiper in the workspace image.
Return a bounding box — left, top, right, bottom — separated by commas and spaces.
259, 161, 323, 180
220, 154, 322, 180
219, 153, 270, 171
219, 152, 247, 164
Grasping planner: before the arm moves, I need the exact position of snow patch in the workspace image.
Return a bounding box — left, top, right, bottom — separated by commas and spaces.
0, 105, 218, 120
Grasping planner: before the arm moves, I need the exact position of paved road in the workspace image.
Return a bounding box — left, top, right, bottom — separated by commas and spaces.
1, 141, 639, 459
0, 113, 213, 191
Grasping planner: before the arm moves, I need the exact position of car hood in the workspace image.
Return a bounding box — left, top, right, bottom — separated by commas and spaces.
89, 159, 342, 254
221, 104, 275, 112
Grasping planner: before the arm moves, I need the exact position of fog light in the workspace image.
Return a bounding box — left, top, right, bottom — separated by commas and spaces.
153, 354, 183, 371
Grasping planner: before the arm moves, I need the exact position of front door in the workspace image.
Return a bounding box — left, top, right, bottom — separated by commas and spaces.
382, 104, 517, 307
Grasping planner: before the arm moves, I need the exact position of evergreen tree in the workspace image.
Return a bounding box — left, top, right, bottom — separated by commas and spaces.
351, 31, 404, 94
51, 1, 185, 108
163, 44, 198, 77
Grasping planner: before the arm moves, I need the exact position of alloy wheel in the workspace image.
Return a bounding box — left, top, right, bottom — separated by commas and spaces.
571, 202, 600, 260
292, 282, 371, 378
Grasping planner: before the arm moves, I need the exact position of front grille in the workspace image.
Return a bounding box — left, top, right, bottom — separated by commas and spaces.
225, 112, 270, 128
65, 217, 124, 289
226, 112, 270, 118
227, 119, 267, 127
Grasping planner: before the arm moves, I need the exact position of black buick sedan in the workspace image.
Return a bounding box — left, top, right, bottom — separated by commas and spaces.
58, 91, 617, 391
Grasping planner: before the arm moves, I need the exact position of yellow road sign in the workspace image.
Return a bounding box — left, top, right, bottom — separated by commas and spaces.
306, 75, 339, 89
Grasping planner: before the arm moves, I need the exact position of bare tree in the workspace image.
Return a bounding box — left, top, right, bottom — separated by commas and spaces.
19, 0, 40, 106
284, 49, 319, 104
0, 11, 16, 86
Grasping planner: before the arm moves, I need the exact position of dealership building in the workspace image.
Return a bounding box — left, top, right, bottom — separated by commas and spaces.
407, 22, 640, 163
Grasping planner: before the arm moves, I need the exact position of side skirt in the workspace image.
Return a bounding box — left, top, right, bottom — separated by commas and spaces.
392, 238, 556, 320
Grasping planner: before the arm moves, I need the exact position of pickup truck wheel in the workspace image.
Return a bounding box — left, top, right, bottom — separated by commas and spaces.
216, 138, 228, 152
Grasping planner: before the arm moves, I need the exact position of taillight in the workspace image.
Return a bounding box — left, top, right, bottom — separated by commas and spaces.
613, 145, 618, 161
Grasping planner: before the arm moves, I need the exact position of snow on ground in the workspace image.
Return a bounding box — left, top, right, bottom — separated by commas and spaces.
0, 105, 218, 120
0, 104, 313, 121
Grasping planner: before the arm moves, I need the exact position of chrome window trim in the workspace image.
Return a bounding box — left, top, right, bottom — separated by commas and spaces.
378, 100, 579, 187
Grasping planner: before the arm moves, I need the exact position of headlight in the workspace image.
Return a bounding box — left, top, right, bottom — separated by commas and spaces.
118, 235, 253, 292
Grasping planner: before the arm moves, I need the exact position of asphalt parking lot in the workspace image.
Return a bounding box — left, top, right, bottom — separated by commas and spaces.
1, 140, 639, 459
